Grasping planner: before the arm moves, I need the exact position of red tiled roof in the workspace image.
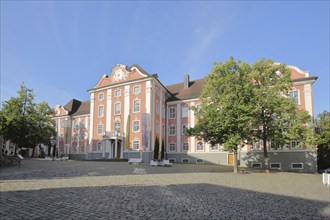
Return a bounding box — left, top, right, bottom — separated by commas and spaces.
166, 78, 205, 101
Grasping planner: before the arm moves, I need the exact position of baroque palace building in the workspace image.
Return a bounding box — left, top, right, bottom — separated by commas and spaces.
51, 63, 318, 172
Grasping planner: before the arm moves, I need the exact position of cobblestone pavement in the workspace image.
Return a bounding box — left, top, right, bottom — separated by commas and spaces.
0, 159, 329, 220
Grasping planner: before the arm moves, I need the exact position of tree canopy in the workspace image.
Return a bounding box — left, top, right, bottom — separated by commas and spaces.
0, 83, 56, 151
188, 57, 254, 173
315, 111, 330, 149
189, 57, 313, 173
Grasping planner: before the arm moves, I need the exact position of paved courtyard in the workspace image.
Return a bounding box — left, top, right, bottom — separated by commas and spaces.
0, 159, 329, 220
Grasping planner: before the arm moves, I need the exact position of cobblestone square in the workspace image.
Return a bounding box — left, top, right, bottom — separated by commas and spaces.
0, 159, 329, 219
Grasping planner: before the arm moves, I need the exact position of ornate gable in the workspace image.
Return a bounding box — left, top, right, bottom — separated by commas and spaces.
93, 64, 150, 89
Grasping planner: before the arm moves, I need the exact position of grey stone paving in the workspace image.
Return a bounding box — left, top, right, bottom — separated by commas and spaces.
0, 159, 329, 219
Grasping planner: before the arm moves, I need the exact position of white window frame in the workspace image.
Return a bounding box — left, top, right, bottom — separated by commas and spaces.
133, 85, 141, 94
182, 142, 189, 151
252, 140, 261, 150
270, 163, 281, 170
115, 89, 121, 97
169, 107, 176, 119
290, 139, 301, 149
132, 140, 140, 151
289, 90, 300, 105
182, 106, 189, 118
169, 143, 176, 152
97, 142, 102, 152
210, 144, 219, 151
133, 99, 140, 113
196, 142, 204, 151
182, 124, 188, 135
168, 158, 176, 163
169, 125, 176, 136
133, 120, 140, 132
97, 124, 103, 135
98, 105, 104, 117
98, 93, 104, 101
251, 163, 262, 168
196, 158, 204, 164
114, 102, 121, 115
291, 163, 303, 169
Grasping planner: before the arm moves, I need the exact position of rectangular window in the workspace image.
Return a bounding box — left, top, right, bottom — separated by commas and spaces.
169, 125, 176, 136
133, 100, 140, 113
115, 89, 121, 97
252, 163, 262, 168
97, 142, 102, 151
98, 106, 104, 117
182, 158, 189, 163
252, 140, 261, 150
196, 142, 204, 151
80, 133, 85, 140
97, 124, 103, 135
133, 121, 140, 132
182, 125, 188, 135
115, 103, 121, 115
169, 143, 176, 151
133, 141, 139, 150
156, 101, 160, 114
182, 142, 189, 151
133, 86, 141, 94
196, 158, 204, 164
289, 91, 299, 104
210, 145, 219, 151
169, 108, 176, 119
169, 158, 176, 163
270, 163, 281, 170
98, 93, 104, 101
291, 139, 301, 149
270, 141, 282, 150
291, 163, 303, 169
182, 106, 189, 118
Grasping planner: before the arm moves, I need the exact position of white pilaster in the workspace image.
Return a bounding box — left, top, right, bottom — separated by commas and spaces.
159, 92, 163, 150
115, 139, 118, 158
106, 89, 112, 131
146, 81, 151, 114
176, 104, 181, 153
124, 85, 130, 133
89, 93, 95, 152
190, 102, 195, 153
304, 84, 313, 117
151, 82, 155, 152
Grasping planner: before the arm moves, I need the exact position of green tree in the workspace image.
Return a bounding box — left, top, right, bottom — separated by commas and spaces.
250, 59, 312, 172
188, 57, 254, 173
154, 136, 159, 160
315, 111, 330, 169
161, 139, 165, 160
315, 111, 330, 148
0, 83, 56, 155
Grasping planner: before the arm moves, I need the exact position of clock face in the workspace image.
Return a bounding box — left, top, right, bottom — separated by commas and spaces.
114, 69, 123, 81
113, 68, 127, 81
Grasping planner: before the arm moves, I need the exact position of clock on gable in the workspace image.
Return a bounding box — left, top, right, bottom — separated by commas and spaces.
113, 68, 127, 81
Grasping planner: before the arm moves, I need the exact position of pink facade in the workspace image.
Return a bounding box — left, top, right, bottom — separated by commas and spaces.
52, 63, 317, 164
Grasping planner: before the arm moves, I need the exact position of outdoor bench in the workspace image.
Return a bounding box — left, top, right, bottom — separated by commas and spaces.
128, 158, 142, 165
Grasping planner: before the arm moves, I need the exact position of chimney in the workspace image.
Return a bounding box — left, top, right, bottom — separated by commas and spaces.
184, 74, 190, 89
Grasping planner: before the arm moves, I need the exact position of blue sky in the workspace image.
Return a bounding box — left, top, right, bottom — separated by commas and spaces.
1, 1, 329, 116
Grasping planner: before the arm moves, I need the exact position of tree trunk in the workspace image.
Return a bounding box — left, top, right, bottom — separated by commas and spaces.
263, 138, 270, 173
234, 151, 238, 174
52, 144, 56, 158
32, 146, 36, 157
